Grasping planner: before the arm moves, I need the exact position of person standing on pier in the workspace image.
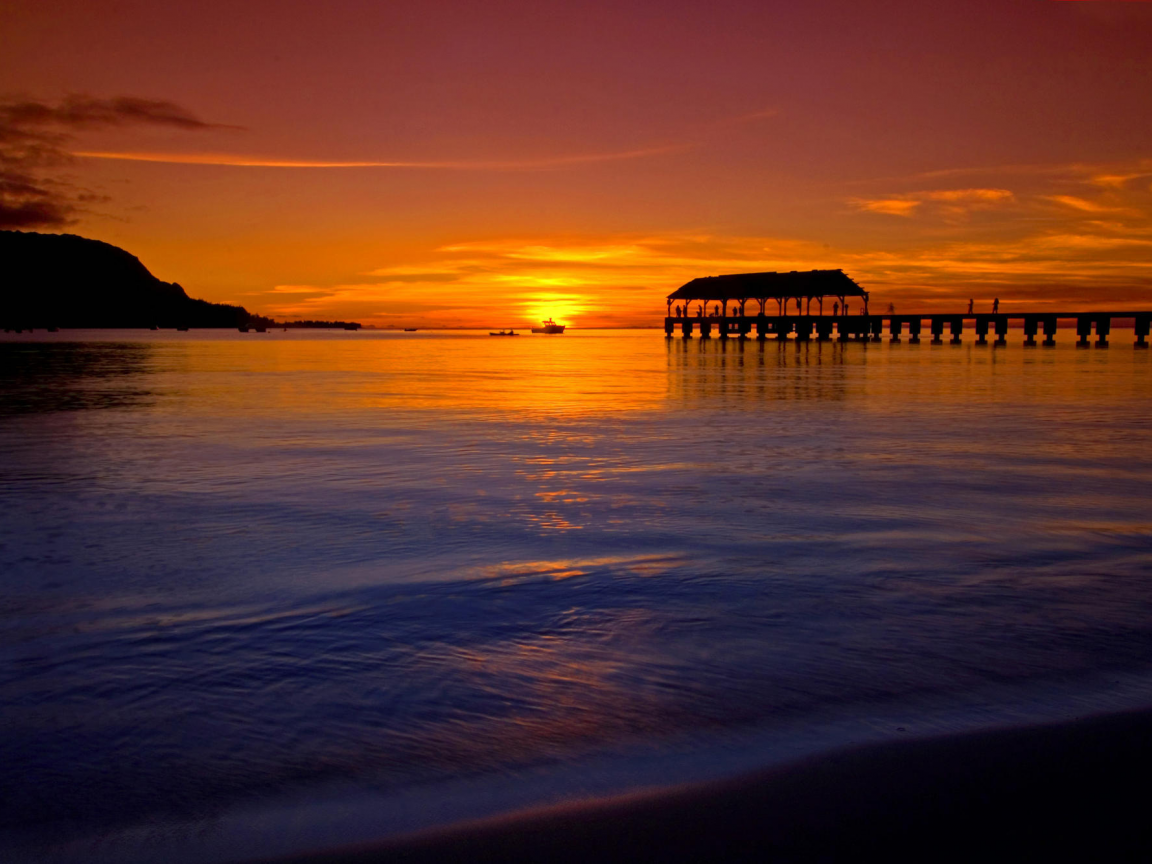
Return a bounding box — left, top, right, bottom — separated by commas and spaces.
993, 298, 1000, 314
968, 299, 974, 314
833, 302, 839, 317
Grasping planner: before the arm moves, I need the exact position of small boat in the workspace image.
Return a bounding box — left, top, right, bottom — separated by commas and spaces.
255, 326, 266, 333
530, 318, 565, 334
489, 330, 518, 336
238, 327, 249, 332
403, 328, 418, 332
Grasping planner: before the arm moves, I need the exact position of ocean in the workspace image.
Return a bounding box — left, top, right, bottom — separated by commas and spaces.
2, 329, 1151, 862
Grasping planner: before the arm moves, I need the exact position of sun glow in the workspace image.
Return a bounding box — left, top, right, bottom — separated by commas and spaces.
520, 293, 592, 327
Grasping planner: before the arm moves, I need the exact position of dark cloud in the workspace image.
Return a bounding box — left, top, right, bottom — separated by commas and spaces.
0, 95, 237, 131
0, 94, 232, 229
0, 174, 71, 228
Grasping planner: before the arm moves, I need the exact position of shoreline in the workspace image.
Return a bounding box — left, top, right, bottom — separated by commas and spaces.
265, 707, 1152, 863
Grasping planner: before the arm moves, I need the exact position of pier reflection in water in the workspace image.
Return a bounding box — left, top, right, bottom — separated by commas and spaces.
667, 337, 852, 406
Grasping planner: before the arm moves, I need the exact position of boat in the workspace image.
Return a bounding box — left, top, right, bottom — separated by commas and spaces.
238, 326, 249, 332
530, 318, 565, 334
489, 330, 519, 336
254, 326, 266, 333
403, 328, 418, 332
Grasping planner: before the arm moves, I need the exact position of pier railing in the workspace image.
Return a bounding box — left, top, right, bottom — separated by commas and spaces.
664, 313, 1151, 347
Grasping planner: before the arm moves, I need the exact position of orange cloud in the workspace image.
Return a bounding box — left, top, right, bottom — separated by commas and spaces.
851, 188, 1014, 217
850, 197, 921, 216
1043, 195, 1131, 215
72, 146, 688, 170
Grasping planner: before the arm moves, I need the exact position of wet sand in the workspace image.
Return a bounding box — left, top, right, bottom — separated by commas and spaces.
266, 708, 1152, 863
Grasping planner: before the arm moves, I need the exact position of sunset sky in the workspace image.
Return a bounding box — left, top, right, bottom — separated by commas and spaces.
3, 0, 1152, 327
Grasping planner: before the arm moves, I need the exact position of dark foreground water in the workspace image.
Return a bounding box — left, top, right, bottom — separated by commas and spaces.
2, 330, 1151, 862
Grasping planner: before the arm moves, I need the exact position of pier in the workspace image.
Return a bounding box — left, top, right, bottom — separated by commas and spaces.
664, 313, 1151, 347
664, 271, 1151, 347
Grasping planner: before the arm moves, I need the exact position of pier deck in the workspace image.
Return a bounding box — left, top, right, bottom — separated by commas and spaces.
664, 313, 1152, 347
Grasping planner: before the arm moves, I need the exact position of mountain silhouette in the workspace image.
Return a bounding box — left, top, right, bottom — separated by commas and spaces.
1, 230, 266, 328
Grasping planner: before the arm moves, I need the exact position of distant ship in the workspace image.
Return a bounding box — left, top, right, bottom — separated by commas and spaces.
489, 330, 518, 336
530, 318, 565, 334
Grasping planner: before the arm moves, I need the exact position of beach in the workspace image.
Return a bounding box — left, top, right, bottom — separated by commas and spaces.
276, 708, 1152, 863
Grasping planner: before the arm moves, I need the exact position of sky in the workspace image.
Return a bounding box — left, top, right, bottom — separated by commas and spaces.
2, 0, 1152, 327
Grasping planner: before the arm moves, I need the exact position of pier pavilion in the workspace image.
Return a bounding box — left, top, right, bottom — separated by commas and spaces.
667, 269, 868, 322
664, 269, 1151, 347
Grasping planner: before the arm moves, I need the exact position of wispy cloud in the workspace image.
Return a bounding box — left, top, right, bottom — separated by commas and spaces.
0, 94, 230, 229
850, 188, 1014, 218
849, 198, 921, 216
70, 105, 784, 171
1, 95, 239, 131
1043, 194, 1132, 215
72, 144, 689, 170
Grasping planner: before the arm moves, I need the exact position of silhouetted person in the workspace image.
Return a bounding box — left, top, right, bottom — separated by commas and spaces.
887, 303, 895, 315
697, 306, 702, 318
993, 298, 1000, 314
833, 302, 839, 317
967, 299, 974, 315
713, 305, 720, 317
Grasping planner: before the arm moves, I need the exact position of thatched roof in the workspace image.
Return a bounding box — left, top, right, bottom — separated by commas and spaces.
667, 270, 866, 301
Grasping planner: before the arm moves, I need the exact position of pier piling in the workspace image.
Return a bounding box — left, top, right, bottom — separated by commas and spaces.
1077, 316, 1092, 348
1096, 316, 1110, 347
1023, 316, 1038, 347
950, 317, 963, 344
975, 316, 990, 345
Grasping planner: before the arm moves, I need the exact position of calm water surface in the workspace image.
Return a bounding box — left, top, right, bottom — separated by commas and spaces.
2, 330, 1151, 861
